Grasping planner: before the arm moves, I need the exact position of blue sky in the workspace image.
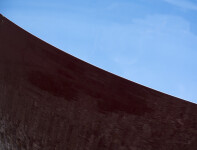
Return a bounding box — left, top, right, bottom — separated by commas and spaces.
1, 0, 197, 104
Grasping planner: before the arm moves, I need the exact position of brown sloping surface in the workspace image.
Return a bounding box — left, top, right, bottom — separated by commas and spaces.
0, 14, 197, 150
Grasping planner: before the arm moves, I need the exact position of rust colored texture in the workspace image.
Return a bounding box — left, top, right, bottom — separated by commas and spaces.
0, 14, 197, 150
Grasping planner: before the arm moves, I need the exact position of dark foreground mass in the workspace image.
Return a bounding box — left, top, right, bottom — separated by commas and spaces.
0, 14, 197, 150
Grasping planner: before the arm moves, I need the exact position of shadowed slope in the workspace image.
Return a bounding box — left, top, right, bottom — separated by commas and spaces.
0, 14, 197, 150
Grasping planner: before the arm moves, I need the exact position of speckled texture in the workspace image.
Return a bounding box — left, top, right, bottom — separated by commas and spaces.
0, 14, 197, 150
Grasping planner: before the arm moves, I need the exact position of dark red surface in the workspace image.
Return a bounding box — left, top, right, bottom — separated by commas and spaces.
0, 14, 197, 150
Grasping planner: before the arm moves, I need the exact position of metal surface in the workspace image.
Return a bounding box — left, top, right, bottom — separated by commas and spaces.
0, 14, 197, 150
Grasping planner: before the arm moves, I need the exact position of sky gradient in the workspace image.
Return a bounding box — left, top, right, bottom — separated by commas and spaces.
1, 0, 197, 104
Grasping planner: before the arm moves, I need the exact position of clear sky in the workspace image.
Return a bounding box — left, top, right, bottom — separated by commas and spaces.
1, 0, 197, 104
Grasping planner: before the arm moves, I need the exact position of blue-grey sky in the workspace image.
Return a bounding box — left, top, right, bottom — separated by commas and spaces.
1, 0, 197, 104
